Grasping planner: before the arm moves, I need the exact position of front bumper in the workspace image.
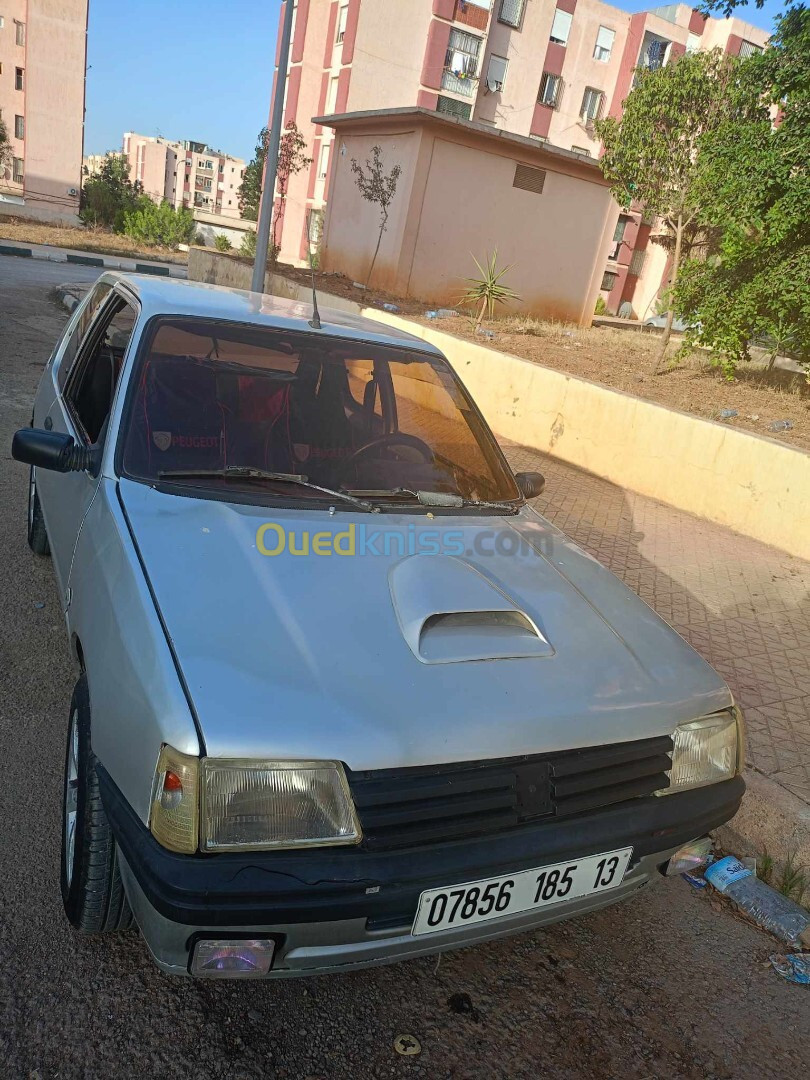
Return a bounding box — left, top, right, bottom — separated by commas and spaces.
100, 767, 744, 978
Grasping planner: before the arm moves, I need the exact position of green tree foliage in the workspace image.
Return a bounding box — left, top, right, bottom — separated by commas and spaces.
595, 50, 757, 364
675, 8, 810, 377
238, 127, 269, 221
80, 154, 139, 230
240, 229, 257, 257
122, 197, 197, 248
349, 145, 402, 286
0, 115, 11, 173
214, 233, 232, 252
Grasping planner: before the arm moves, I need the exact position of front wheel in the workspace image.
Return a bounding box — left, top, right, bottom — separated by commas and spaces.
27, 468, 50, 556
60, 675, 133, 933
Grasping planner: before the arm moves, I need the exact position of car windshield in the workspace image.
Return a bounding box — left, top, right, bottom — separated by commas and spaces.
120, 317, 520, 504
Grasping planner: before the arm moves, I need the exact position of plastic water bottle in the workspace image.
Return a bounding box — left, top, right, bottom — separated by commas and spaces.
705, 857, 810, 948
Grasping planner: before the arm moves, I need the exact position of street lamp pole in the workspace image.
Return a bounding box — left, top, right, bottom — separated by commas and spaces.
251, 0, 296, 293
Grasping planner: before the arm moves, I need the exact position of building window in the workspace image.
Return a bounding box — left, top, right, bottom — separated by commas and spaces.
486, 54, 508, 92
326, 74, 340, 112
498, 0, 525, 29
613, 216, 628, 243
14, 114, 24, 139
628, 249, 647, 276
15, 67, 24, 90
580, 87, 605, 123
336, 3, 348, 43
738, 39, 763, 59
513, 164, 546, 194
538, 72, 562, 107
594, 26, 615, 62
0, 17, 4, 28
436, 94, 472, 120
571, 146, 592, 156
12, 156, 23, 184
442, 28, 482, 97
601, 270, 618, 292
318, 141, 331, 179
550, 9, 572, 46
686, 32, 701, 53
640, 34, 670, 70
15, 20, 24, 46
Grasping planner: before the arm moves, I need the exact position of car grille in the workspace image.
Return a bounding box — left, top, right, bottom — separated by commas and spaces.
347, 735, 673, 851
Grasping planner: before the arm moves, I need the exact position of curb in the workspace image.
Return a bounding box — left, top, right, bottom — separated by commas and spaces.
0, 240, 187, 277
715, 768, 810, 868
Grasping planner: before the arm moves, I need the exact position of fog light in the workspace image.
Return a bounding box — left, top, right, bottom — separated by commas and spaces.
190, 938, 276, 978
665, 836, 713, 877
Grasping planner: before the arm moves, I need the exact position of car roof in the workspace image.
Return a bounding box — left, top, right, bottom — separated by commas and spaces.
101, 272, 444, 355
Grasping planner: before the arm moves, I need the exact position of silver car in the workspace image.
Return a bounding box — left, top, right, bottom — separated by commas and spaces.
13, 274, 744, 979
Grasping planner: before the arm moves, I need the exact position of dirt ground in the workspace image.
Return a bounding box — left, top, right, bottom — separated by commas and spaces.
0, 214, 188, 264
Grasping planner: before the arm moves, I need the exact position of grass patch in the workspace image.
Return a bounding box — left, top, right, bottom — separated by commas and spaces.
757, 849, 808, 908
0, 214, 188, 264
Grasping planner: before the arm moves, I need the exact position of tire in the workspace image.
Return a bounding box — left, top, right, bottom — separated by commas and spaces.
27, 467, 51, 556
60, 675, 133, 933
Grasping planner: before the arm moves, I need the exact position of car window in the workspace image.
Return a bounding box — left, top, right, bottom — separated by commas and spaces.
65, 297, 137, 445
57, 281, 113, 391
120, 317, 520, 504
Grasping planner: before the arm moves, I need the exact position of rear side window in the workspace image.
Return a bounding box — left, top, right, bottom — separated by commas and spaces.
57, 282, 113, 391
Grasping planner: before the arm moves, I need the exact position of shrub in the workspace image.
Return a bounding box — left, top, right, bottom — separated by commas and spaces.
460, 251, 521, 327
594, 296, 607, 315
240, 230, 257, 257
121, 197, 197, 249
214, 234, 232, 252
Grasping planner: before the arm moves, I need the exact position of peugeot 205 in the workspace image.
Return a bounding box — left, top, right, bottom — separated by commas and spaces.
11, 273, 744, 978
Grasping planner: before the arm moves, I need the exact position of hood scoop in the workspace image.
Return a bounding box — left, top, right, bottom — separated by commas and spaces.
389, 555, 554, 664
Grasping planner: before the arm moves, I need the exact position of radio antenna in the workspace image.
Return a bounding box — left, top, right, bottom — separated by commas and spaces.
305, 210, 322, 330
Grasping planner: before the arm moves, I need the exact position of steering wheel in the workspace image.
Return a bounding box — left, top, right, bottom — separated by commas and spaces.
341, 433, 434, 476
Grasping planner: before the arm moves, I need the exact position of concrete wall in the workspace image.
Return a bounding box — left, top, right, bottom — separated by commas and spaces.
187, 248, 810, 562
318, 115, 618, 323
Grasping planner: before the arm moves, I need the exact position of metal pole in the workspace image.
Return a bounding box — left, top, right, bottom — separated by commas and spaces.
251, 0, 296, 293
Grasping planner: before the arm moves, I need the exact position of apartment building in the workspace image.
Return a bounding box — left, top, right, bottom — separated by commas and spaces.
274, 0, 768, 317
0, 0, 88, 222
122, 133, 247, 220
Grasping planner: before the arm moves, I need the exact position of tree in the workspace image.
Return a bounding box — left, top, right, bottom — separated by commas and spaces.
350, 145, 402, 287
675, 7, 810, 377
272, 121, 312, 256
238, 127, 269, 221
0, 116, 11, 177
122, 197, 197, 248
595, 50, 758, 365
80, 154, 139, 230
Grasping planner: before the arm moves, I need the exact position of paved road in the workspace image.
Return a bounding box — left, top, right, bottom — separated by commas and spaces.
0, 256, 807, 1080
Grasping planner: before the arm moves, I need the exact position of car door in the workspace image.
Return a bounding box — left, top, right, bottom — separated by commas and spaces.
36, 291, 138, 606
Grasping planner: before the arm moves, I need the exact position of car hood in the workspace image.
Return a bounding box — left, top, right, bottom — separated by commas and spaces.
119, 480, 731, 768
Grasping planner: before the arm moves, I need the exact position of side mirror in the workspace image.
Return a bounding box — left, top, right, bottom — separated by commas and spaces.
515, 471, 545, 499
12, 429, 98, 474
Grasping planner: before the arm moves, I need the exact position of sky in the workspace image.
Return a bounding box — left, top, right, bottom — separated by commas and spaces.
84, 0, 785, 163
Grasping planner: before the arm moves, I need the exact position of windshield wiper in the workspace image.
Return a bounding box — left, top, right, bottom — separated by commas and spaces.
156, 467, 377, 512
347, 488, 519, 512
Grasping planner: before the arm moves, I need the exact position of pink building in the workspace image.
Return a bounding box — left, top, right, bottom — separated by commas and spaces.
0, 0, 88, 223
122, 133, 246, 220
273, 0, 768, 318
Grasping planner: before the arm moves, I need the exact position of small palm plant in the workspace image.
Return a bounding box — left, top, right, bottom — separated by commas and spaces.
461, 251, 521, 328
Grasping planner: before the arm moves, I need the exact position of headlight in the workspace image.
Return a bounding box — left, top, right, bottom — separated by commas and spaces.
200, 759, 362, 852
659, 709, 740, 795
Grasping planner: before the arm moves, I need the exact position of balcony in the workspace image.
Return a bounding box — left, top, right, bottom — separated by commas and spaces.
453, 0, 490, 31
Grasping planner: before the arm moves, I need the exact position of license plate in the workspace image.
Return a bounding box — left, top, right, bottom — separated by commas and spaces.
412, 847, 633, 936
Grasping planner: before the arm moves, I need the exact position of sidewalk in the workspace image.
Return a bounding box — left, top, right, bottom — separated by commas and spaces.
0, 239, 187, 278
